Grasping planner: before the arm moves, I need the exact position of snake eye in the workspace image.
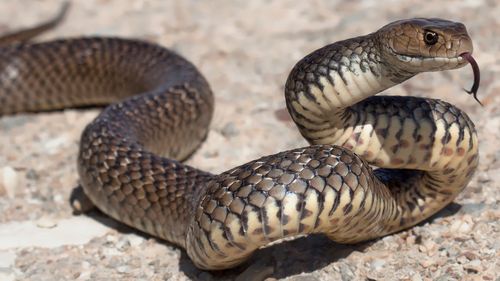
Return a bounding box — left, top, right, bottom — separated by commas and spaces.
424, 30, 438, 45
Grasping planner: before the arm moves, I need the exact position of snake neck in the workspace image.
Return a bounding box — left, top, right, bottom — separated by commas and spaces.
284, 35, 413, 142
285, 35, 479, 240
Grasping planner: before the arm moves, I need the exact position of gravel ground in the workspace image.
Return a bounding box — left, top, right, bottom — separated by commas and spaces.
0, 0, 499, 280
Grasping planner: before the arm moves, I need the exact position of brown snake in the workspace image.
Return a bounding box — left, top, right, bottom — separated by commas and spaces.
0, 6, 480, 270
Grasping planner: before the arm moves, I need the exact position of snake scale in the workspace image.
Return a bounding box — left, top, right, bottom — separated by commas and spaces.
0, 6, 480, 270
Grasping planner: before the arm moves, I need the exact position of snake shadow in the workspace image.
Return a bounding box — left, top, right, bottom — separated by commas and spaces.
178, 202, 463, 280
78, 202, 366, 280
70, 189, 463, 281
178, 235, 371, 281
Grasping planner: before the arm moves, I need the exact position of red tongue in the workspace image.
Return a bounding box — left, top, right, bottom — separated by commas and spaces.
460, 52, 482, 106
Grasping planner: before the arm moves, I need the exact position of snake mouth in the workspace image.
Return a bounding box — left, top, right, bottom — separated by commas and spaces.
394, 52, 464, 63
389, 47, 466, 66
460, 52, 482, 105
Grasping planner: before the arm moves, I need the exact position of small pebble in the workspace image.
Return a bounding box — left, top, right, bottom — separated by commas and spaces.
127, 236, 144, 247
419, 259, 435, 268
420, 239, 438, 255
370, 259, 386, 271
116, 238, 131, 251
339, 264, 354, 281
450, 220, 472, 234
43, 135, 69, 154
0, 115, 31, 130
461, 203, 486, 215
0, 166, 19, 198
53, 194, 63, 203
463, 251, 477, 260
411, 273, 423, 281
463, 259, 481, 274
220, 122, 239, 137
481, 274, 494, 280
25, 169, 39, 180
116, 265, 129, 273
36, 216, 58, 229
475, 171, 490, 183
447, 247, 459, 258
81, 261, 91, 269
203, 150, 219, 158
106, 234, 118, 243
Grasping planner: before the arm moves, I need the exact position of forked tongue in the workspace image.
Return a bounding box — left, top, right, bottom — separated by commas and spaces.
460, 52, 482, 106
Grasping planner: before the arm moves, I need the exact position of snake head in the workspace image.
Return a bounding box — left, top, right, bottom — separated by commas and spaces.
377, 18, 481, 104
378, 18, 473, 71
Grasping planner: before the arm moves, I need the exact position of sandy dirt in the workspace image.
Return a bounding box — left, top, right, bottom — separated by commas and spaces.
0, 0, 499, 280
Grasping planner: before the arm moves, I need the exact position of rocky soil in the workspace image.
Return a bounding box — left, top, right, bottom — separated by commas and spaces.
0, 0, 499, 280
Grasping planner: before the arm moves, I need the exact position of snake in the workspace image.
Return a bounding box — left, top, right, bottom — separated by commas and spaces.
0, 5, 480, 270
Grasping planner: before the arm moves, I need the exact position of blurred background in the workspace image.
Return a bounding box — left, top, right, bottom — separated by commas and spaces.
0, 0, 498, 280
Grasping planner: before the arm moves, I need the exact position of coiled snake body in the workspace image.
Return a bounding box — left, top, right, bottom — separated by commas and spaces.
0, 15, 480, 270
